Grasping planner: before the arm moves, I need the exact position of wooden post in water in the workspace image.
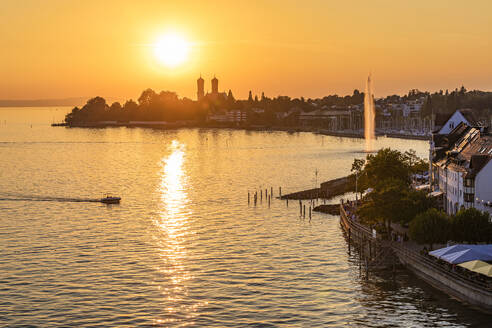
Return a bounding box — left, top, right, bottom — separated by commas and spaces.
348, 228, 351, 255
309, 206, 312, 220
365, 258, 369, 280
303, 205, 306, 218
286, 199, 288, 207
279, 187, 282, 197
265, 189, 268, 199
260, 190, 262, 201
271, 187, 273, 197
268, 195, 270, 207
248, 191, 250, 205
299, 200, 302, 215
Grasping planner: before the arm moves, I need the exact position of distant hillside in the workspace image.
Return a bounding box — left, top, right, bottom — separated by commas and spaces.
0, 97, 89, 107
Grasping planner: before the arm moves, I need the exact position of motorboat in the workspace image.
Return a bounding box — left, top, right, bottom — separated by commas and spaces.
100, 195, 121, 204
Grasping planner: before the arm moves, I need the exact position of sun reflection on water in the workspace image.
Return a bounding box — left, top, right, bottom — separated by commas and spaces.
154, 140, 205, 325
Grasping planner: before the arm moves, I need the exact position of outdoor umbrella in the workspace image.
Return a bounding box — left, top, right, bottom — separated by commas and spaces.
474, 264, 492, 278
429, 245, 472, 259
457, 260, 489, 271
441, 249, 492, 264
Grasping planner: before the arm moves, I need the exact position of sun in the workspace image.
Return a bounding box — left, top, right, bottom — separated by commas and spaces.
154, 34, 190, 68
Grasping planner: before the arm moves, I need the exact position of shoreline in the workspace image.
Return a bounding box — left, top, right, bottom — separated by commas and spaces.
52, 122, 430, 141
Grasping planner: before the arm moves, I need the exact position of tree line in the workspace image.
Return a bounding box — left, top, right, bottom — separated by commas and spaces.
65, 86, 492, 125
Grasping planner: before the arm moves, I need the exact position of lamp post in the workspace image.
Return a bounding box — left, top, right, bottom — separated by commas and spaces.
355, 171, 358, 208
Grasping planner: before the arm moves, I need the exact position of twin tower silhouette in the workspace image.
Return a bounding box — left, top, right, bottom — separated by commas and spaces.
197, 75, 219, 100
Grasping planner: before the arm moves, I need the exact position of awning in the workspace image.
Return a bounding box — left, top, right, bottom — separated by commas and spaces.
428, 191, 444, 197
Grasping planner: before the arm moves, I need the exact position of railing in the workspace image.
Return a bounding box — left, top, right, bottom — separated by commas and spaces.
340, 204, 377, 239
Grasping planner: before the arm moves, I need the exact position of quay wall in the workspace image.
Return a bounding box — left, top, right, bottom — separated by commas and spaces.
392, 243, 492, 312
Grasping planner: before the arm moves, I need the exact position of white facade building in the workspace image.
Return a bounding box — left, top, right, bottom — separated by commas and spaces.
474, 160, 492, 214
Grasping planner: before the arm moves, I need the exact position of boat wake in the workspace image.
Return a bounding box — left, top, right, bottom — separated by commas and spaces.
0, 193, 101, 203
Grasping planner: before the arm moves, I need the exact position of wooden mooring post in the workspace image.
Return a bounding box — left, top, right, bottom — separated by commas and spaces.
348, 228, 351, 255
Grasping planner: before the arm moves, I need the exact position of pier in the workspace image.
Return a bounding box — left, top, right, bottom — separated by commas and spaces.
280, 176, 351, 200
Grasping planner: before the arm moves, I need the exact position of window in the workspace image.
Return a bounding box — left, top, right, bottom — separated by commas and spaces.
464, 193, 474, 202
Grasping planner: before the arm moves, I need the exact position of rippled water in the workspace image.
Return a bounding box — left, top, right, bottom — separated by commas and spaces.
0, 108, 490, 327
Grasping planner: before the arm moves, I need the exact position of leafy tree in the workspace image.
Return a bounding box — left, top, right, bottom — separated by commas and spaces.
357, 178, 407, 230
409, 209, 450, 250
450, 208, 492, 243
362, 148, 411, 190
398, 190, 436, 225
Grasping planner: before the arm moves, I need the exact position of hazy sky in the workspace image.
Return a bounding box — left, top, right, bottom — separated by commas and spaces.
1, 0, 491, 101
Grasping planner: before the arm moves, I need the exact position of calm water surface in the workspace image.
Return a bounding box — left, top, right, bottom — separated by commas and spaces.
0, 108, 490, 327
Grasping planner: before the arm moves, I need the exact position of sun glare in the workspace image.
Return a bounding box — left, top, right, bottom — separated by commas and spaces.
154, 34, 190, 68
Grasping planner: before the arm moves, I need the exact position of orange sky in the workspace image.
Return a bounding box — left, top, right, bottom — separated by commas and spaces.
1, 0, 491, 101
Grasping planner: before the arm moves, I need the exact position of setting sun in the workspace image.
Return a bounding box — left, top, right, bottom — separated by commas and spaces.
154, 34, 190, 68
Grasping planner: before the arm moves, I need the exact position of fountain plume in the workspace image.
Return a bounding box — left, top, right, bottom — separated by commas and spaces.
364, 74, 376, 152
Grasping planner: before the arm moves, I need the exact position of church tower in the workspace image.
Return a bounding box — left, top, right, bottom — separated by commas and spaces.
197, 75, 204, 100
211, 75, 218, 94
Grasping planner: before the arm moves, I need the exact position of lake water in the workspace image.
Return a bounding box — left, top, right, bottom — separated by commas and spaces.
0, 108, 490, 327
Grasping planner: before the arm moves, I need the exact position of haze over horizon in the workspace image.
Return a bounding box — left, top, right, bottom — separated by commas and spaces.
2, 0, 491, 101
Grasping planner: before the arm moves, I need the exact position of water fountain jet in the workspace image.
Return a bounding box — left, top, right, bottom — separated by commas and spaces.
364, 74, 376, 152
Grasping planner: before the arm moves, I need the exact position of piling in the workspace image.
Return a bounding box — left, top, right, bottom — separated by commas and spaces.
279, 187, 282, 197
299, 200, 302, 215
261, 190, 262, 201
271, 187, 273, 197
286, 199, 288, 207
268, 195, 271, 207
248, 192, 250, 205
303, 205, 306, 218
348, 228, 351, 255
309, 206, 312, 220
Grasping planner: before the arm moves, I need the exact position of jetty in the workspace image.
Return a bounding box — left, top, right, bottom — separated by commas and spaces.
340, 203, 492, 313
280, 176, 351, 200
